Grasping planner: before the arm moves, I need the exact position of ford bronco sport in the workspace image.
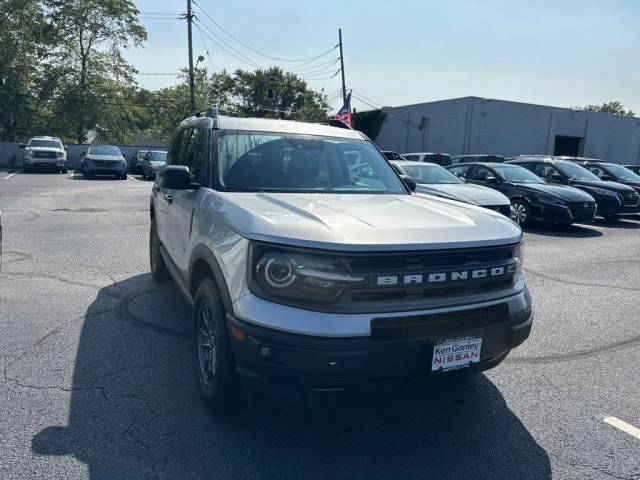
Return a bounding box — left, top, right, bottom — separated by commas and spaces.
149, 108, 532, 411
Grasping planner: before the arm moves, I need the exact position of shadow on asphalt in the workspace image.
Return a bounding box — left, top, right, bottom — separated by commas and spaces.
524, 223, 603, 238
32, 274, 551, 479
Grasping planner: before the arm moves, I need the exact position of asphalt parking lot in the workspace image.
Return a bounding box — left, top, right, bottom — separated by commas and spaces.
1, 170, 639, 480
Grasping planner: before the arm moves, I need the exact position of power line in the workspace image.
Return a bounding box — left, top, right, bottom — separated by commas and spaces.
289, 57, 340, 74
195, 20, 215, 70
195, 18, 262, 68
195, 21, 261, 69
192, 1, 338, 64
136, 72, 185, 76
352, 90, 423, 130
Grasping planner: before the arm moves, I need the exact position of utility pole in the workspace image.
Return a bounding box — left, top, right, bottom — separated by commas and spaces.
338, 28, 346, 104
187, 0, 196, 112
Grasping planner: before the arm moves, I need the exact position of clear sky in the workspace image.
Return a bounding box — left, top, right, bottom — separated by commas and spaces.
127, 0, 640, 114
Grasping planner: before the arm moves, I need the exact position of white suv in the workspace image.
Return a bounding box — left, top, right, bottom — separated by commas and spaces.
19, 136, 67, 173
149, 108, 532, 412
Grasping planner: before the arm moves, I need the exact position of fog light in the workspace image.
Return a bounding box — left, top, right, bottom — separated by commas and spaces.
259, 346, 272, 359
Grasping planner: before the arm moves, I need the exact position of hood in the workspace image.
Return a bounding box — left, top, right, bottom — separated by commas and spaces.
512, 183, 596, 202
28, 146, 64, 153
615, 180, 640, 188
569, 179, 636, 193
86, 154, 123, 161
415, 183, 509, 206
205, 192, 522, 251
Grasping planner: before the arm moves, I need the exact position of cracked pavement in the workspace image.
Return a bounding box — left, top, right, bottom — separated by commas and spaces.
0, 171, 639, 479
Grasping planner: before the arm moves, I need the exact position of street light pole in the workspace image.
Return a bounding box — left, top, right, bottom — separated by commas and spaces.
187, 0, 196, 112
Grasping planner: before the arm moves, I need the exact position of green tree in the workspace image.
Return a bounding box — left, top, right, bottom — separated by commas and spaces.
0, 0, 48, 140
576, 101, 635, 117
41, 0, 147, 143
231, 67, 329, 120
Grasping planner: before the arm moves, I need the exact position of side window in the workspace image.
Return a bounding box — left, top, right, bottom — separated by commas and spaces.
183, 128, 208, 185
468, 165, 489, 181
588, 166, 604, 177
167, 130, 187, 166
449, 166, 470, 179
404, 155, 419, 161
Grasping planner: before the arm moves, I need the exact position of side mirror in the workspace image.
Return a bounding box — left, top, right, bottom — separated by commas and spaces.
400, 175, 417, 192
18, 143, 25, 149
159, 165, 191, 190
81, 150, 86, 156
486, 176, 500, 185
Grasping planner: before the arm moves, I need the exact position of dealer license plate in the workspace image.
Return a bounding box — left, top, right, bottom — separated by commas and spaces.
431, 335, 482, 372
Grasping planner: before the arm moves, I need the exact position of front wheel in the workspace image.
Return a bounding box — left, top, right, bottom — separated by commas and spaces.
149, 219, 171, 282
510, 199, 530, 226
193, 278, 238, 412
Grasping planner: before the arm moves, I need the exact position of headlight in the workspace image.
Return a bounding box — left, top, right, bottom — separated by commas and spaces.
593, 188, 618, 196
251, 248, 364, 305
536, 195, 566, 206
513, 242, 524, 276
57, 152, 66, 159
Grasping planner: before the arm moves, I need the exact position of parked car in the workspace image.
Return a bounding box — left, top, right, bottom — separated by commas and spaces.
80, 145, 128, 179
447, 162, 597, 226
18, 136, 67, 173
381, 150, 406, 161
507, 157, 640, 219
130, 149, 150, 174
452, 154, 505, 165
623, 165, 640, 175
0, 210, 2, 270
391, 160, 511, 216
142, 150, 167, 180
149, 108, 532, 411
402, 152, 452, 166
574, 160, 640, 194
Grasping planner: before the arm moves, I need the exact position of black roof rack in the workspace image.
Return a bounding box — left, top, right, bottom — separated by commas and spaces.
192, 106, 219, 118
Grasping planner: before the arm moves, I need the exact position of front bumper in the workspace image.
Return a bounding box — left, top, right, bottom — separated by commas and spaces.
227, 289, 533, 388
595, 197, 639, 216
83, 161, 126, 175
24, 158, 67, 170
531, 202, 597, 224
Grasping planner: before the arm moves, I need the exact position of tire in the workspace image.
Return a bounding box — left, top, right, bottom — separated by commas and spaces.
510, 199, 530, 226
193, 278, 238, 412
149, 218, 171, 283
61, 169, 68, 174
120, 173, 127, 180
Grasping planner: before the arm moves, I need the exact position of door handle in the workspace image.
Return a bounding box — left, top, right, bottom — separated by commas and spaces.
164, 193, 173, 204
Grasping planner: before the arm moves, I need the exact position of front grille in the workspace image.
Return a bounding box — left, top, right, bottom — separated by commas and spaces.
485, 204, 511, 217
568, 202, 597, 222
34, 151, 57, 158
623, 192, 639, 206
341, 245, 518, 310
371, 304, 510, 341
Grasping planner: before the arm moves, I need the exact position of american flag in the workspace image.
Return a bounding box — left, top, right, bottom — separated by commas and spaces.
332, 92, 352, 126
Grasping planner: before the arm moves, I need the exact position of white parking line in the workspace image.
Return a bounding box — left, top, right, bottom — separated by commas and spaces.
3, 169, 22, 180
128, 175, 139, 182
603, 416, 640, 440
575, 223, 606, 230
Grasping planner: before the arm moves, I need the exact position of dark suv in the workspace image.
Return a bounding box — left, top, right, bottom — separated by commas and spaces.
507, 156, 640, 219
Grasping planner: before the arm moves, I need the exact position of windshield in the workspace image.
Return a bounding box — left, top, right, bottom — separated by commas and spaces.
148, 151, 167, 163
397, 163, 462, 184
555, 162, 600, 181
605, 164, 640, 182
217, 132, 407, 193
29, 139, 61, 149
493, 165, 544, 183
88, 146, 122, 156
